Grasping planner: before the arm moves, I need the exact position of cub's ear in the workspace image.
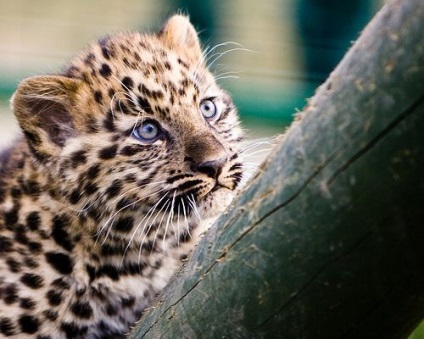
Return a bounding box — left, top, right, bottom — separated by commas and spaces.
158, 14, 203, 63
12, 75, 82, 162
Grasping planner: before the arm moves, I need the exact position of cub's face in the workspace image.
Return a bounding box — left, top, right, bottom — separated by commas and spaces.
12, 15, 243, 242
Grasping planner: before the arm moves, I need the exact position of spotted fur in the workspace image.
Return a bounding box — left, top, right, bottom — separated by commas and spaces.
0, 15, 243, 338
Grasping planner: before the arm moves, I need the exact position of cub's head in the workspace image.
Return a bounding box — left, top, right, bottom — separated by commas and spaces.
12, 15, 243, 242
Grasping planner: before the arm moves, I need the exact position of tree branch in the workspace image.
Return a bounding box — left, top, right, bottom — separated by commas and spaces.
131, 0, 424, 337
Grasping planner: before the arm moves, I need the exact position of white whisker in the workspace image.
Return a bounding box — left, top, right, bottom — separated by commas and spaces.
162, 191, 176, 248
242, 148, 273, 158
187, 194, 201, 222
208, 47, 253, 70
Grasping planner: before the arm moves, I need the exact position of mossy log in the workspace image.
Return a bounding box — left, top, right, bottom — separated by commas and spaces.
131, 0, 424, 337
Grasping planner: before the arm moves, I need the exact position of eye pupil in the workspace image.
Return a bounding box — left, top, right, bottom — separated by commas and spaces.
200, 99, 217, 119
133, 121, 160, 142
143, 124, 155, 135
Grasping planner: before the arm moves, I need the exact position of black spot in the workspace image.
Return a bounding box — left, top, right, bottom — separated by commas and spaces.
106, 304, 117, 316
14, 224, 28, 245
70, 301, 93, 319
156, 106, 169, 117
36, 335, 52, 339
177, 57, 189, 68
105, 180, 123, 198
94, 90, 103, 104
69, 150, 87, 167
84, 182, 98, 195
0, 188, 5, 204
23, 179, 40, 196
110, 134, 120, 142
103, 109, 116, 131
121, 76, 134, 90
20, 298, 36, 310
100, 243, 123, 256
73, 233, 82, 244
51, 277, 70, 290
100, 38, 111, 60
52, 215, 74, 251
114, 216, 134, 233
65, 65, 80, 78
6, 258, 21, 273
120, 145, 141, 156
152, 259, 162, 269
26, 211, 41, 231
18, 314, 39, 334
142, 241, 154, 252
84, 52, 96, 66
60, 322, 88, 337
23, 130, 41, 146
137, 96, 153, 114
139, 83, 150, 96
96, 265, 119, 281
179, 229, 191, 243
116, 197, 137, 211
99, 63, 112, 78
176, 179, 203, 191
3, 284, 18, 304
0, 236, 12, 253
45, 252, 74, 274
166, 173, 191, 184
91, 286, 107, 301
98, 144, 118, 160
76, 287, 86, 297
4, 207, 19, 225
134, 52, 141, 62
68, 189, 82, 205
86, 163, 101, 180
20, 273, 44, 289
28, 143, 49, 163
27, 241, 42, 254
86, 264, 96, 282
121, 296, 136, 308
43, 309, 58, 322
120, 261, 145, 276
39, 230, 49, 240
85, 115, 99, 133
87, 206, 101, 221
24, 256, 39, 269
46, 290, 62, 306
125, 173, 137, 183
122, 57, 131, 67
0, 317, 16, 336
10, 186, 22, 199
114, 100, 130, 114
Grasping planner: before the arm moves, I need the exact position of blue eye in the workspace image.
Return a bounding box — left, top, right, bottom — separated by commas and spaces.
200, 99, 217, 119
133, 121, 161, 142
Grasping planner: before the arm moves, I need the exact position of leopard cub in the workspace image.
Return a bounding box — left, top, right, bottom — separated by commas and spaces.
0, 15, 243, 338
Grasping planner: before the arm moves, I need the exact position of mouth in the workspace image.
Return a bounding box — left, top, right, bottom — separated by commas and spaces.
211, 184, 223, 192
210, 180, 233, 193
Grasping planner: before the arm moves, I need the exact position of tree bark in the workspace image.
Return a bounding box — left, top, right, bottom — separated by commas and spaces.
131, 0, 424, 337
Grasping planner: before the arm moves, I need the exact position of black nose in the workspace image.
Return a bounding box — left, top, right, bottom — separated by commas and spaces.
195, 157, 226, 179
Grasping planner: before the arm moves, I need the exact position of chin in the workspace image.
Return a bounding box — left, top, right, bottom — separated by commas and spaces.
199, 187, 235, 219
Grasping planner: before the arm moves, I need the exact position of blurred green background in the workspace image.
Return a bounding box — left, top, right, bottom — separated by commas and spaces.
0, 0, 380, 144
2, 0, 423, 337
